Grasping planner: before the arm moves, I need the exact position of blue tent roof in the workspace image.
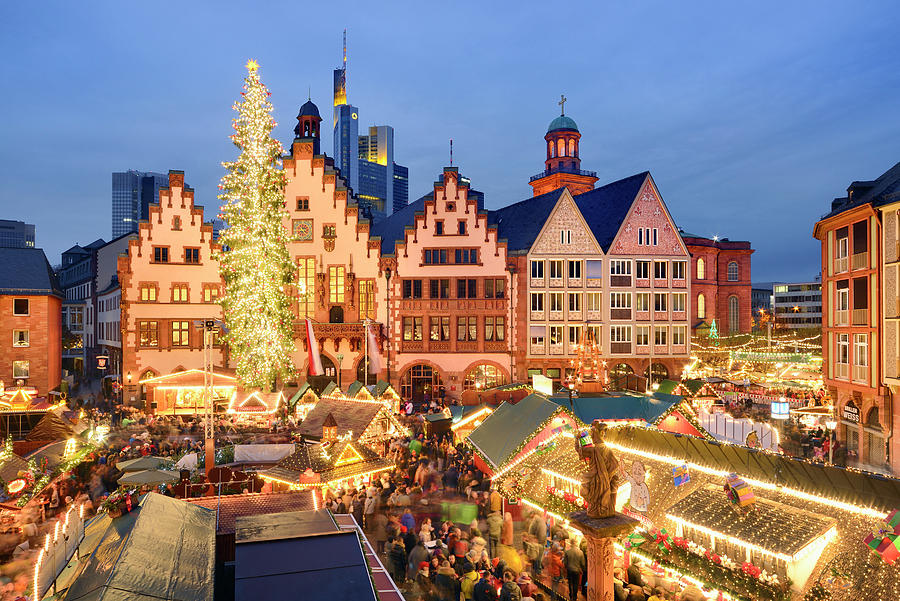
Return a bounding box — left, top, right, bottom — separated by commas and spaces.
573, 172, 649, 252
548, 392, 677, 425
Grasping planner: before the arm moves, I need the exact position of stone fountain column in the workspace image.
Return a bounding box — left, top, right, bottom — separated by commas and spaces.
569, 511, 638, 601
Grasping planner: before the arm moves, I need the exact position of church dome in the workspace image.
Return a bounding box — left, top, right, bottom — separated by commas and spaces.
297, 99, 320, 119
547, 115, 578, 133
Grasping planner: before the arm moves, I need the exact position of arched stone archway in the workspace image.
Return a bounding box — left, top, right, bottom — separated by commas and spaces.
463, 363, 508, 391
307, 354, 337, 395
399, 363, 445, 404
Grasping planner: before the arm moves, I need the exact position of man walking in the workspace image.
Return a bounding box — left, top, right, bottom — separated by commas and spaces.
564, 538, 586, 601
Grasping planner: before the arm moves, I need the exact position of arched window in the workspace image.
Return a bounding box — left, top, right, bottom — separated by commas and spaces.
610, 363, 634, 377
567, 139, 576, 157
548, 141, 554, 159
400, 364, 445, 403
644, 363, 669, 385
728, 296, 740, 333
697, 293, 706, 319
557, 138, 566, 158
464, 364, 507, 390
727, 261, 739, 282
307, 355, 337, 395
696, 258, 705, 280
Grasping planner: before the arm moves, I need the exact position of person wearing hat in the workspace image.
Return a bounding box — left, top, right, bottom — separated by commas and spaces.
408, 537, 431, 580
460, 559, 479, 600
413, 561, 435, 601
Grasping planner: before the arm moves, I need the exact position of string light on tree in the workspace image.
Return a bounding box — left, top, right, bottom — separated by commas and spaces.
216, 59, 297, 390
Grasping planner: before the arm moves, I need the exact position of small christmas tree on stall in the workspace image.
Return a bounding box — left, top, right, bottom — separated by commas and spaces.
217, 60, 296, 390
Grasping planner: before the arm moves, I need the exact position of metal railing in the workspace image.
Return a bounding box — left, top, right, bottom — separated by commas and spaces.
529, 166, 598, 182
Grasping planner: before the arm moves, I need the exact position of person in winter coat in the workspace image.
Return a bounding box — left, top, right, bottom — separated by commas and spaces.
487, 510, 503, 558
433, 561, 461, 601
499, 570, 523, 601
544, 543, 565, 600
408, 540, 431, 580
473, 571, 499, 601
501, 512, 514, 546
372, 512, 389, 554
527, 513, 547, 576
564, 538, 586, 601
388, 536, 408, 584
364, 493, 377, 530
401, 507, 416, 533
413, 562, 435, 601
460, 562, 480, 600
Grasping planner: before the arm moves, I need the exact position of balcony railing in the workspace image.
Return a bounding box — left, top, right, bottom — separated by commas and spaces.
851, 251, 868, 271
548, 344, 564, 355
587, 278, 603, 288
568, 277, 582, 288
548, 278, 564, 288
834, 256, 848, 273
530, 310, 545, 321
636, 278, 650, 288
530, 343, 545, 355
568, 309, 583, 321
852, 309, 868, 326
549, 310, 564, 321
530, 277, 545, 288
672, 278, 687, 289
853, 364, 868, 384
529, 166, 598, 182
835, 310, 849, 326
430, 341, 450, 352
485, 341, 508, 352
835, 363, 849, 380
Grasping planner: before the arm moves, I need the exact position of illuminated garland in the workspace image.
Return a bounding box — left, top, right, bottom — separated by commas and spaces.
215, 59, 297, 390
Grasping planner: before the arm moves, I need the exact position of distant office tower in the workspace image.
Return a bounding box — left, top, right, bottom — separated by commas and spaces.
111, 170, 169, 237
0, 219, 35, 248
331, 32, 408, 221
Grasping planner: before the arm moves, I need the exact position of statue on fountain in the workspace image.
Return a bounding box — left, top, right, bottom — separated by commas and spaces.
574, 421, 622, 519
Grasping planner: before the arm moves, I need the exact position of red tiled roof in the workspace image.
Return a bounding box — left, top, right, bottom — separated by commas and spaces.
184, 490, 316, 533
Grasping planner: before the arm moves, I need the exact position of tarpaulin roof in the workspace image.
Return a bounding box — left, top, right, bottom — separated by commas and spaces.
467, 393, 565, 470
25, 407, 86, 441
605, 426, 900, 513
234, 510, 378, 601
549, 393, 678, 425
60, 494, 215, 601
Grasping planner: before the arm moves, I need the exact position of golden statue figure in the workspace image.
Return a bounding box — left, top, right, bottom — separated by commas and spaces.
574, 421, 622, 519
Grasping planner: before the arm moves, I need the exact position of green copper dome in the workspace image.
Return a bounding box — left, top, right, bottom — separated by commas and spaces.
547, 115, 578, 133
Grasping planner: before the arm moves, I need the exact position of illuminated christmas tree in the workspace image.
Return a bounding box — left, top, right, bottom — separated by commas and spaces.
217, 60, 296, 390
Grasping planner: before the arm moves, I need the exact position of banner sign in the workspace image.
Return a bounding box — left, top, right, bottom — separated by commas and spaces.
771, 401, 791, 420
842, 404, 860, 424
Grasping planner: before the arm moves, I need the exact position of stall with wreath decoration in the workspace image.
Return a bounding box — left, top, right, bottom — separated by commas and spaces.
494, 424, 900, 601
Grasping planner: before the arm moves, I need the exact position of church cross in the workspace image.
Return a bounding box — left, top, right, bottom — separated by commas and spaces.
559, 94, 567, 116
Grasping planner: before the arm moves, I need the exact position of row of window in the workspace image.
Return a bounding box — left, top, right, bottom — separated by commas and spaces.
99, 320, 121, 343
402, 316, 506, 342
423, 248, 479, 265
151, 246, 201, 264
432, 220, 468, 236
835, 333, 868, 367
534, 259, 689, 280
294, 260, 377, 320
99, 295, 120, 313
139, 284, 220, 303
401, 278, 506, 300
529, 324, 687, 347
137, 320, 219, 348
695, 258, 741, 282
530, 291, 688, 314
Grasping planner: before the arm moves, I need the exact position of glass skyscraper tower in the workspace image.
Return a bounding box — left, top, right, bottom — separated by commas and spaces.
111, 170, 170, 237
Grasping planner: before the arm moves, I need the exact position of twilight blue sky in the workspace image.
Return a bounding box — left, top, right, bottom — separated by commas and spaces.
1, 1, 898, 281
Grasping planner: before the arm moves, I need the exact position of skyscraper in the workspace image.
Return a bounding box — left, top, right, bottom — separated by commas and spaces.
0, 219, 35, 248
111, 170, 170, 237
331, 31, 408, 221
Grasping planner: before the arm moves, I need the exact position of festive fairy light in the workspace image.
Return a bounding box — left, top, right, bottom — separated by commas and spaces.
606, 442, 888, 519
451, 406, 494, 431
613, 542, 734, 600
541, 468, 581, 488
216, 59, 297, 390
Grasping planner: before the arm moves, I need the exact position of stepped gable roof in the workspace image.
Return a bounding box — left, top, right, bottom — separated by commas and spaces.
489, 187, 567, 252
821, 160, 900, 220
369, 195, 427, 255
467, 393, 566, 470
0, 248, 63, 297
572, 171, 649, 252
297, 396, 384, 440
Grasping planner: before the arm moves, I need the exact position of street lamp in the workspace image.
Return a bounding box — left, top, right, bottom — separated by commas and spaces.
825, 418, 838, 464
566, 381, 576, 411
336, 353, 344, 390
